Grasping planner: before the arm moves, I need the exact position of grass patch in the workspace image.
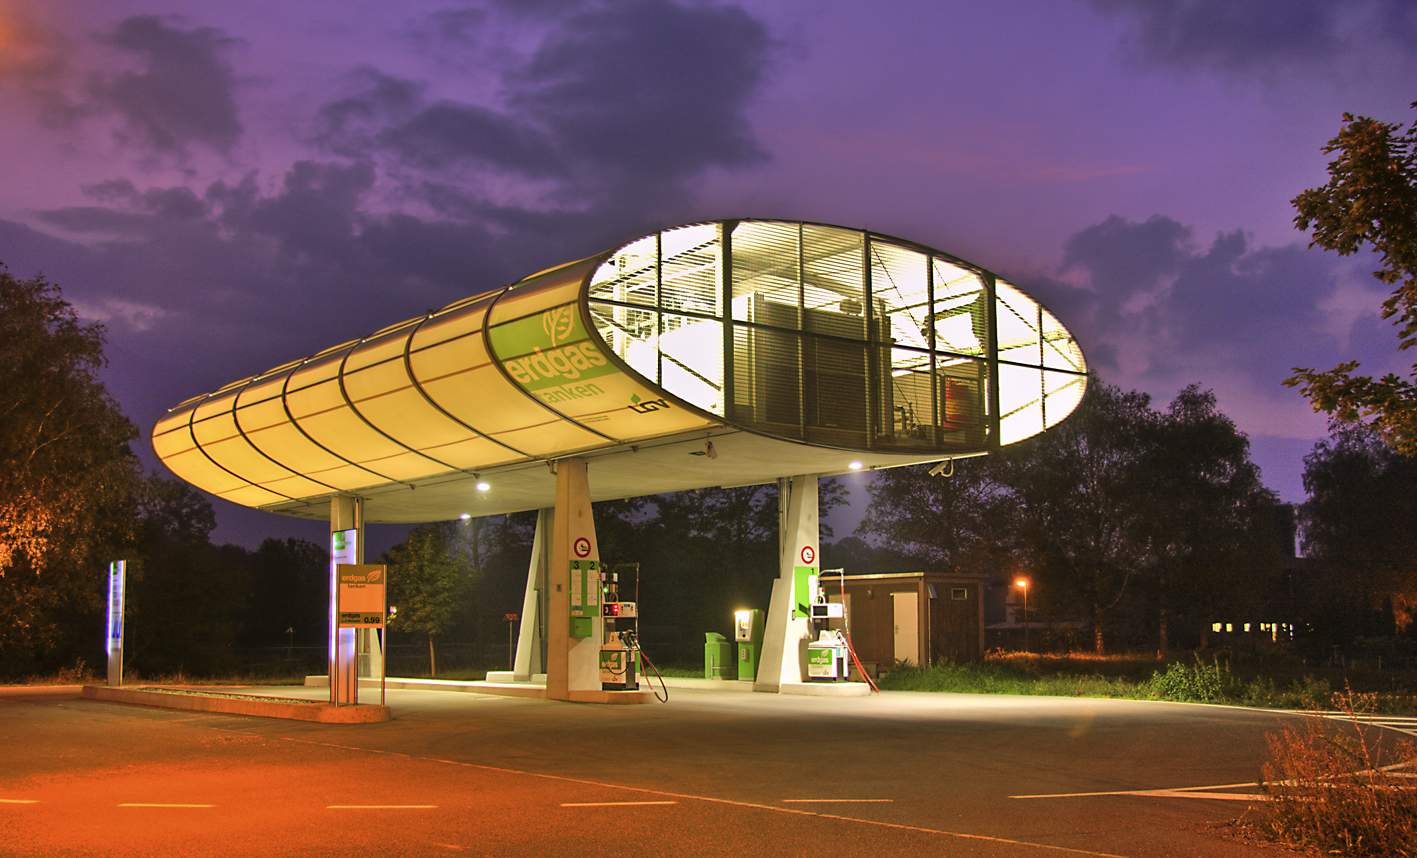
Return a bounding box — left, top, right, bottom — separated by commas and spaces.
875, 651, 1417, 714
1253, 690, 1417, 856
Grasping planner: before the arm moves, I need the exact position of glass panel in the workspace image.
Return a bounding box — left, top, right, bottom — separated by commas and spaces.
932, 260, 986, 356
731, 323, 801, 436
589, 301, 656, 374
880, 346, 934, 448
659, 223, 720, 316
589, 233, 657, 306
732, 221, 801, 323
802, 224, 865, 331
870, 241, 930, 351
659, 312, 724, 415
1041, 305, 1086, 372
938, 356, 989, 449
1043, 369, 1087, 428
995, 279, 1042, 368
803, 332, 869, 447
998, 363, 1044, 445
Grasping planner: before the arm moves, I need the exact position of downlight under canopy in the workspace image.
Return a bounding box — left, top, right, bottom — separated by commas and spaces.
152, 220, 1087, 522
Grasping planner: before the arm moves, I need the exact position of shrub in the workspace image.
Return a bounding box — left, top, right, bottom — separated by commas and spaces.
1258, 690, 1417, 856
1148, 658, 1232, 702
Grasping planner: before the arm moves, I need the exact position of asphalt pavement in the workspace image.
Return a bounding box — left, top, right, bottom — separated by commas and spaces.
0, 683, 1302, 857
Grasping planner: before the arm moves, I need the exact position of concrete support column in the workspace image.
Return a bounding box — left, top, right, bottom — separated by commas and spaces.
755, 475, 819, 693
330, 495, 363, 705
546, 459, 602, 701
513, 507, 551, 681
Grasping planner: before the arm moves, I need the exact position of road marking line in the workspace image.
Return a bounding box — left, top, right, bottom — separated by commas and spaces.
119, 803, 214, 808
1014, 782, 1265, 801
562, 801, 677, 807
327, 805, 437, 809
0, 799, 38, 804
782, 799, 893, 803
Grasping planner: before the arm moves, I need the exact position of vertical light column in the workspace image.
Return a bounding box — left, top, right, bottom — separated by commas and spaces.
513, 507, 551, 681
106, 560, 126, 687
546, 459, 602, 701
330, 495, 363, 705
755, 474, 819, 693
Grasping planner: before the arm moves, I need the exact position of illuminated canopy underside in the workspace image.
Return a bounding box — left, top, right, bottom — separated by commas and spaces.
152, 220, 1087, 522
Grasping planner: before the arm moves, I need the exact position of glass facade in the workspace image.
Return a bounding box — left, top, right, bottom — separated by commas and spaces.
588, 220, 1086, 454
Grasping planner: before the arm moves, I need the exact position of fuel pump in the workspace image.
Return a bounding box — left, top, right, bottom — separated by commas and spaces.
804, 571, 848, 681
734, 608, 764, 682
599, 563, 640, 691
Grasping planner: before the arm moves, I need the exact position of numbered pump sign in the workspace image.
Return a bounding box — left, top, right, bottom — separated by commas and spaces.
337, 564, 387, 628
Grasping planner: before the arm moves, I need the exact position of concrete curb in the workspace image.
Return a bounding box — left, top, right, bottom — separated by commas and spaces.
82, 685, 390, 723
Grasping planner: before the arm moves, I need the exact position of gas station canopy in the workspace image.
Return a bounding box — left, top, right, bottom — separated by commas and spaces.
152, 219, 1087, 522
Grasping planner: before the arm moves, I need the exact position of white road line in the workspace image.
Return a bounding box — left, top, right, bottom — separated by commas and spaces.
782, 799, 894, 803
561, 801, 678, 807
119, 803, 214, 808
0, 799, 38, 804
1014, 782, 1265, 801
327, 805, 437, 809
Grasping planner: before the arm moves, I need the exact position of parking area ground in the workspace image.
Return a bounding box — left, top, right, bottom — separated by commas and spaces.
0, 684, 1296, 857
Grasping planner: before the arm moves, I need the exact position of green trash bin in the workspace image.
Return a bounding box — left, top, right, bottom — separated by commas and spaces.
704, 632, 735, 679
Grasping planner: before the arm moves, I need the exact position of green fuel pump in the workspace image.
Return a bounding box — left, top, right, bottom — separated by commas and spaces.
734, 608, 764, 682
599, 563, 640, 691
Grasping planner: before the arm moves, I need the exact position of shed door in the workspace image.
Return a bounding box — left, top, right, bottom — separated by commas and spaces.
892, 591, 919, 665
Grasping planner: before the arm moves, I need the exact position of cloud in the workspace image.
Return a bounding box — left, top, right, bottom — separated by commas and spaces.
1090, 0, 1417, 74
1032, 214, 1381, 398
89, 15, 243, 154
509, 0, 774, 194
316, 0, 775, 222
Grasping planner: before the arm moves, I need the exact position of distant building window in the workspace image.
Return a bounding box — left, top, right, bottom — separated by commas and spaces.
951, 588, 968, 600
1212, 623, 1222, 633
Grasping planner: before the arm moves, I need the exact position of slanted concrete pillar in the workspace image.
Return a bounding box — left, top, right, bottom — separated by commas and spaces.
513, 507, 551, 681
755, 475, 819, 693
546, 459, 602, 701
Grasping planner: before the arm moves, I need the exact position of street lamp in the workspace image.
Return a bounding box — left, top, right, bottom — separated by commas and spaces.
1014, 578, 1029, 653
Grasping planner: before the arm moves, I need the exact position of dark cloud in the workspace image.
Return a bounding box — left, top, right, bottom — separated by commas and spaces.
317, 0, 774, 224
90, 15, 243, 154
382, 102, 565, 175
244, 160, 376, 262
1050, 214, 1353, 389
510, 0, 773, 193
1061, 214, 1192, 328
1091, 0, 1339, 72
1090, 0, 1417, 74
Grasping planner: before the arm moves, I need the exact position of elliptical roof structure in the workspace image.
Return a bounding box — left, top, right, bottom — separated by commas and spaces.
152, 219, 1087, 522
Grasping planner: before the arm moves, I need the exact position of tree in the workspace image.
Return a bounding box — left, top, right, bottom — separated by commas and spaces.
0, 268, 141, 670
125, 477, 245, 677
1135, 387, 1279, 653
1286, 102, 1417, 454
859, 456, 1015, 578
990, 378, 1159, 653
860, 376, 1281, 654
382, 522, 473, 676
1300, 424, 1417, 642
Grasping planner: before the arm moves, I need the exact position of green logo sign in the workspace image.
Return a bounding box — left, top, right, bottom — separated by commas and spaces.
489, 307, 620, 404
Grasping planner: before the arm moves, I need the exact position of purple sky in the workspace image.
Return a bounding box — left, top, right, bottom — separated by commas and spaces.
2, 0, 1414, 551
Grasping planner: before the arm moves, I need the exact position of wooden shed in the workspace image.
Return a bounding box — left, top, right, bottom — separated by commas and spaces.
819, 571, 986, 669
